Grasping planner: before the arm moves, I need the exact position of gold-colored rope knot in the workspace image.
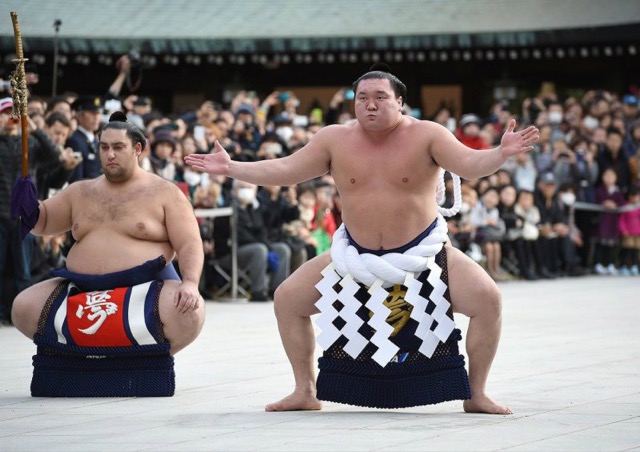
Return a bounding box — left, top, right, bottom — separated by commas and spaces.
9, 57, 28, 119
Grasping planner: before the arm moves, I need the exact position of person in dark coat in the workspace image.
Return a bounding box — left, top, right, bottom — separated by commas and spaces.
257, 185, 307, 272
596, 128, 632, 194
534, 172, 579, 277
0, 97, 60, 323
66, 96, 104, 183
213, 181, 292, 301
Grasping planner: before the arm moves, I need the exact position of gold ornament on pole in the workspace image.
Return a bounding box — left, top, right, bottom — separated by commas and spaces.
10, 11, 30, 178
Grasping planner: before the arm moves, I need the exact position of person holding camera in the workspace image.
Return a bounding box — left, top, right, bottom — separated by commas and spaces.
37, 112, 83, 200
550, 137, 580, 187
324, 88, 355, 126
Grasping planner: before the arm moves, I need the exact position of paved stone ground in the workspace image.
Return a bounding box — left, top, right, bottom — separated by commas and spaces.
1, 275, 638, 451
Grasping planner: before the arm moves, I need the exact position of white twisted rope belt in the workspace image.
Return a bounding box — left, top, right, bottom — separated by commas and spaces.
330, 214, 449, 289
315, 171, 461, 367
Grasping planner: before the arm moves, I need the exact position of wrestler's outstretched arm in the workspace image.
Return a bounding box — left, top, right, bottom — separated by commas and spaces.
429, 118, 539, 180
184, 125, 335, 186
30, 181, 81, 236
164, 183, 204, 314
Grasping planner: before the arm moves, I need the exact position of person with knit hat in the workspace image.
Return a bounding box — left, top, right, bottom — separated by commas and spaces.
455, 113, 490, 150
144, 130, 177, 181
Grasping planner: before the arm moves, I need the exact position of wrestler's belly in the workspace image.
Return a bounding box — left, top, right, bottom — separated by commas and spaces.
66, 232, 175, 274
340, 195, 440, 250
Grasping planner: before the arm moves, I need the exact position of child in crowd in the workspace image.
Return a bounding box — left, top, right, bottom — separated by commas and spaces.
472, 186, 507, 281
498, 184, 522, 276
293, 184, 319, 260
511, 151, 538, 193
618, 186, 640, 276
449, 184, 478, 256
514, 189, 543, 279
310, 180, 337, 255
593, 167, 626, 275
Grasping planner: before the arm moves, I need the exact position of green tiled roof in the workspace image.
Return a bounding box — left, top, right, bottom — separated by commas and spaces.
1, 0, 639, 54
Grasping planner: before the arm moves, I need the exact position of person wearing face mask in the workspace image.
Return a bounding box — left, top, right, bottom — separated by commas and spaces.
273, 113, 295, 145
546, 101, 566, 144
535, 173, 584, 277
549, 111, 562, 125
582, 115, 600, 136
212, 180, 291, 302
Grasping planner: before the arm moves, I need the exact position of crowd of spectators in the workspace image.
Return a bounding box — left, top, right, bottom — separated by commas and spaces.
1, 55, 639, 320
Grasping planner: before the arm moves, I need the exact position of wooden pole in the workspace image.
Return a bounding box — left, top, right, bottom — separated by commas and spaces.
10, 11, 29, 178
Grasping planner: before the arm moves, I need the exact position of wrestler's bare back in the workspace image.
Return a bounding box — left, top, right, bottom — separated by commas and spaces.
63, 172, 176, 274
328, 117, 441, 250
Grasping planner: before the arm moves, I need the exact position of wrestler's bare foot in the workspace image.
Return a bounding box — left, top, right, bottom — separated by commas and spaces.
463, 394, 513, 415
265, 390, 323, 412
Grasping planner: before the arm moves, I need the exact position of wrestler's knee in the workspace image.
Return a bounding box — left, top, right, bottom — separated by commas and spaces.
477, 278, 502, 318
273, 275, 321, 320
11, 281, 53, 338
159, 281, 205, 353
273, 280, 292, 315
180, 293, 205, 329
272, 276, 309, 318
180, 296, 205, 343
11, 290, 34, 337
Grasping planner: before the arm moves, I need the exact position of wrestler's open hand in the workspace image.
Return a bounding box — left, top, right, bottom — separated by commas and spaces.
183, 140, 230, 176
174, 281, 201, 314
499, 119, 539, 157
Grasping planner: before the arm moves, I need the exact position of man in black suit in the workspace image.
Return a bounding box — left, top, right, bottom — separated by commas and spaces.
67, 96, 103, 182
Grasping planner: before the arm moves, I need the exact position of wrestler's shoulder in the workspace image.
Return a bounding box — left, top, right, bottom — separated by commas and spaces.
317, 120, 363, 140
316, 122, 353, 135
404, 117, 444, 131
403, 118, 451, 142
63, 177, 97, 196
142, 171, 184, 193
148, 173, 192, 205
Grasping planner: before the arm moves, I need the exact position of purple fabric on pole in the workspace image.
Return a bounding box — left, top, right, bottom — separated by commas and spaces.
11, 176, 40, 239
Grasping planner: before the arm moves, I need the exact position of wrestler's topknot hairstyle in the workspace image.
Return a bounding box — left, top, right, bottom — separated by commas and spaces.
98, 111, 147, 150
352, 62, 407, 105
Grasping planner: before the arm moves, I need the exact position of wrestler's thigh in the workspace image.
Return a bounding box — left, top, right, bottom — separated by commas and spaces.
274, 251, 332, 317
12, 277, 66, 338
445, 244, 501, 318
